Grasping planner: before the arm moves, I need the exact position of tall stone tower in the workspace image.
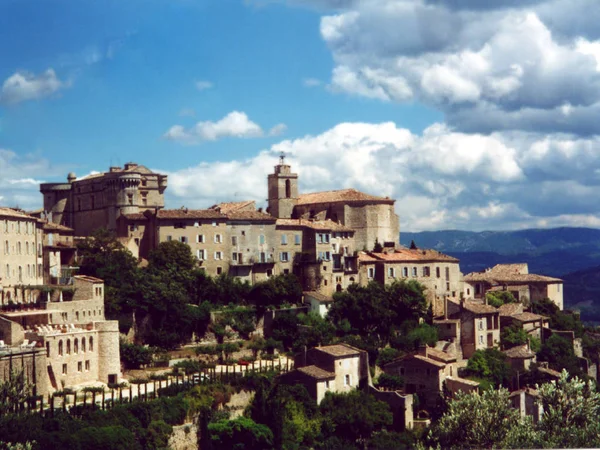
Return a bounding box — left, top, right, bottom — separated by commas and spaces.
267, 154, 298, 219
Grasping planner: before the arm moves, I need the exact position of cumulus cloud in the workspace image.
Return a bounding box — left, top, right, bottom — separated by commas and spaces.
165, 120, 600, 230
0, 148, 69, 209
163, 111, 265, 144
0, 69, 66, 105
307, 0, 600, 135
268, 123, 288, 136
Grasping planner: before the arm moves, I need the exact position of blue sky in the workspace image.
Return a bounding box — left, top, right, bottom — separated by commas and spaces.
2, 0, 600, 231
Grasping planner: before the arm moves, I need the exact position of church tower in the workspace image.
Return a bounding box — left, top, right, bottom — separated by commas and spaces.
267, 154, 298, 219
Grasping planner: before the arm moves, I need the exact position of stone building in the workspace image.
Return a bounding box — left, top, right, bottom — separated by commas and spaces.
463, 263, 563, 310
41, 221, 76, 285
357, 247, 462, 315
40, 162, 167, 236
0, 208, 44, 302
0, 275, 121, 394
283, 343, 368, 404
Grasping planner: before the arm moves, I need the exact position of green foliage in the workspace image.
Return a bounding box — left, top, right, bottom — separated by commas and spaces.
485, 290, 516, 308
73, 426, 140, 450
538, 333, 582, 375
328, 280, 428, 347
119, 339, 155, 370
376, 347, 401, 368
208, 416, 274, 450
372, 239, 384, 253
247, 274, 303, 312
392, 322, 438, 353
319, 390, 393, 445
500, 321, 528, 349
0, 370, 32, 416
376, 373, 404, 390
465, 348, 512, 388
531, 298, 584, 337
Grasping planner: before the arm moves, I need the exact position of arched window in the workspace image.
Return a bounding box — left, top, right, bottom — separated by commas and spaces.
89, 337, 94, 352
26, 242, 29, 255
18, 266, 22, 282
285, 179, 291, 198
81, 337, 86, 352
46, 342, 50, 357
66, 339, 71, 355
58, 340, 63, 356
74, 338, 79, 354
17, 242, 21, 255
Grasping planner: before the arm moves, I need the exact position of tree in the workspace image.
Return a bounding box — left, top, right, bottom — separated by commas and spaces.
248, 274, 303, 312
120, 339, 155, 370
500, 321, 528, 349
538, 334, 582, 376
208, 416, 274, 449
427, 387, 522, 449
319, 390, 393, 445
486, 291, 516, 308
0, 370, 31, 416
465, 348, 512, 388
372, 239, 383, 253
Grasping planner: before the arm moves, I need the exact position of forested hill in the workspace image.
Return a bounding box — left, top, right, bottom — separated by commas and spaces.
400, 227, 600, 277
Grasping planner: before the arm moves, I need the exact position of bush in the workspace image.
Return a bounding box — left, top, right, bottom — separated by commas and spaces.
120, 340, 155, 370
376, 373, 404, 390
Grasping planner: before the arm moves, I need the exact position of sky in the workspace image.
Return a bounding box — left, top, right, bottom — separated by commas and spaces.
2, 0, 600, 231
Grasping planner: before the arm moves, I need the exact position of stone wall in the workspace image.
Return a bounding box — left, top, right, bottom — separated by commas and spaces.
0, 315, 24, 345
0, 349, 49, 396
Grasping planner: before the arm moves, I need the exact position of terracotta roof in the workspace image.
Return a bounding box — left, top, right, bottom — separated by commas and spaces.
210, 200, 255, 214
503, 345, 536, 359
42, 221, 74, 232
315, 344, 361, 357
426, 347, 456, 363
462, 301, 499, 315
359, 247, 458, 263
510, 312, 548, 323
0, 208, 36, 220
412, 355, 446, 368
121, 213, 148, 221
156, 209, 225, 220
304, 291, 334, 303
276, 218, 354, 231
297, 365, 336, 380
498, 303, 523, 317
297, 188, 394, 206
464, 263, 562, 284
225, 210, 276, 222
445, 376, 480, 387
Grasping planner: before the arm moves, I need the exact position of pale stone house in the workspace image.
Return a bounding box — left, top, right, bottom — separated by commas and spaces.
304, 291, 335, 318
464, 263, 563, 310
503, 344, 537, 372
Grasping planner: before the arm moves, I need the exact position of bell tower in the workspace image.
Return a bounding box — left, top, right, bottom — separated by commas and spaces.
267, 153, 298, 219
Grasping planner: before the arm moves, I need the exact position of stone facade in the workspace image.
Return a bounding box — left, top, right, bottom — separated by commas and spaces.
40, 163, 167, 236
0, 208, 44, 297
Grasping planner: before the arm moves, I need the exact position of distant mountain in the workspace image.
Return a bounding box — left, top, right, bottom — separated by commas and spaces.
400, 228, 600, 317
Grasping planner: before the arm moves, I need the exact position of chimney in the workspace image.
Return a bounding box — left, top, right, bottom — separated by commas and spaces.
417, 344, 427, 357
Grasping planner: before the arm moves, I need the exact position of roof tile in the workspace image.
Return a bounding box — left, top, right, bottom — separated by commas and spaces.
297, 189, 394, 206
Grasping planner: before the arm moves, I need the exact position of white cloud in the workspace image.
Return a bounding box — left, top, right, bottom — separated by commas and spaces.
166, 119, 600, 231
163, 111, 265, 144
195, 80, 213, 91
312, 1, 600, 135
0, 69, 67, 105
268, 123, 288, 136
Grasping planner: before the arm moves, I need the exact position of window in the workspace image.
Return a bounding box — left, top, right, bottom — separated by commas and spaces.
368, 267, 375, 278
325, 251, 331, 261
259, 235, 265, 245
141, 178, 147, 187
412, 267, 417, 277
74, 338, 79, 354
388, 267, 395, 277
89, 337, 93, 352
66, 339, 71, 355
82, 338, 86, 352
127, 194, 133, 205
167, 235, 172, 241
423, 266, 430, 277
285, 179, 291, 198
180, 236, 188, 244
479, 320, 484, 330
479, 335, 484, 344
436, 267, 441, 278
18, 266, 22, 282
280, 252, 289, 262
325, 380, 330, 389
194, 222, 199, 227
232, 236, 237, 245
344, 374, 351, 386
85, 360, 90, 371
214, 234, 222, 244
4, 240, 8, 254
467, 288, 471, 295
62, 364, 67, 375
58, 340, 64, 356
25, 242, 29, 255
17, 242, 21, 255
78, 361, 82, 372
294, 234, 301, 245
445, 267, 450, 280
281, 234, 288, 245
216, 267, 222, 275
446, 282, 450, 291
197, 234, 205, 243
214, 251, 223, 260
212, 221, 217, 227
46, 342, 50, 357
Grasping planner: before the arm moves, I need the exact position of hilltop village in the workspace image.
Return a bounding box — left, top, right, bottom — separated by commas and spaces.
0, 157, 597, 448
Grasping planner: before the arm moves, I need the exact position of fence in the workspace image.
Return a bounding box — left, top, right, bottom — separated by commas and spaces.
3, 357, 294, 418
